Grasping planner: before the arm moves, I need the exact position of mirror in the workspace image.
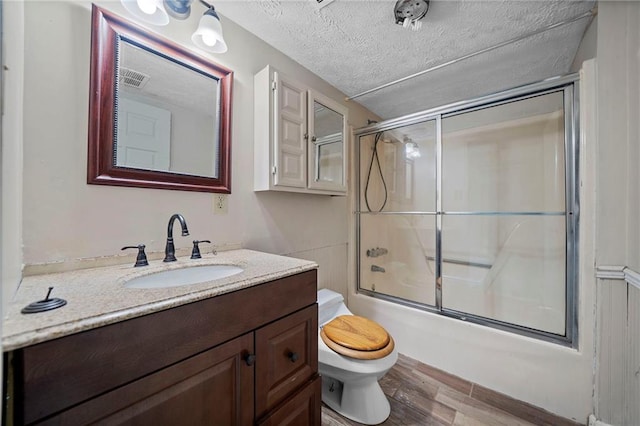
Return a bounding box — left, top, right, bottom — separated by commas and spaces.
88, 5, 233, 193
307, 90, 348, 192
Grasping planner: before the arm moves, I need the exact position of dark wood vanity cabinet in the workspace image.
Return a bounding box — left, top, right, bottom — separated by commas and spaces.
5, 269, 320, 426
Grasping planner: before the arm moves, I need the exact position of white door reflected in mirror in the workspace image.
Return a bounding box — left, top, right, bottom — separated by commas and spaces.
116, 97, 171, 170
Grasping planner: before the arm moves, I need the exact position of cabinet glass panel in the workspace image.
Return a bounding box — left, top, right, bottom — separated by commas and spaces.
308, 93, 347, 193
315, 130, 343, 184
359, 120, 436, 213
442, 92, 565, 213
441, 215, 566, 335
359, 214, 436, 306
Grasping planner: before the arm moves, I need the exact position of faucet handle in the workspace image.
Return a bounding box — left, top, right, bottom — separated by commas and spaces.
190, 240, 211, 259
121, 244, 149, 267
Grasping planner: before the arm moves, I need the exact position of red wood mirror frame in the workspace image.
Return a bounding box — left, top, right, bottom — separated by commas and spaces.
87, 5, 233, 193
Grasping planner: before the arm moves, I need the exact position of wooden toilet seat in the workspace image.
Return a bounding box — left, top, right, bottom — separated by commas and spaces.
321, 315, 395, 360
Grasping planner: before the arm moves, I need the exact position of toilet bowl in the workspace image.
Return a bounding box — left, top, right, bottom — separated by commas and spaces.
317, 289, 398, 425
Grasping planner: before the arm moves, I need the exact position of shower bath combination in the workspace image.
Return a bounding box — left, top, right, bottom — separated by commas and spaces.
355, 74, 579, 346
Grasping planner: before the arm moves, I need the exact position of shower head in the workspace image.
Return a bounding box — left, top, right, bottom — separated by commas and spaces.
394, 0, 429, 31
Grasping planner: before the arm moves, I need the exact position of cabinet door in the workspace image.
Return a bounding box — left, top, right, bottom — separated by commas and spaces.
307, 90, 348, 193
273, 71, 307, 188
255, 304, 318, 417
41, 334, 254, 426
257, 376, 321, 426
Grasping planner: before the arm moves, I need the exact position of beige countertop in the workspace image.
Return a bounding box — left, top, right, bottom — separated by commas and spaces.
2, 249, 317, 351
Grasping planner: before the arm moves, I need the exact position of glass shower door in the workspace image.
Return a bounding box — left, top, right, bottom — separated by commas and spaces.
358, 120, 437, 307
441, 91, 567, 334
355, 78, 578, 344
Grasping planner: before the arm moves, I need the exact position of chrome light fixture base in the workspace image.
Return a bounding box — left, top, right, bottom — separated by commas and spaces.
164, 0, 193, 20
394, 0, 429, 31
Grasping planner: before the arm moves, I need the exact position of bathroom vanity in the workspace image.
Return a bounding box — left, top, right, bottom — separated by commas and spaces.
2, 250, 320, 425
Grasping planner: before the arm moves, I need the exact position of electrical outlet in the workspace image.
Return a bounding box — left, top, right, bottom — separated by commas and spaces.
214, 194, 228, 214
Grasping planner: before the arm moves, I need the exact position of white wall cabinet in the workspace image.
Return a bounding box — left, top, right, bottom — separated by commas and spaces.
254, 65, 348, 195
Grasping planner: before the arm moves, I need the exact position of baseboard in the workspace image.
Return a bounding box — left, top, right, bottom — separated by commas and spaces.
588, 414, 614, 426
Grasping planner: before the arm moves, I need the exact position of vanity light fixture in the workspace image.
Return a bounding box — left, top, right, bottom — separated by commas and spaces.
120, 0, 228, 53
191, 0, 228, 53
121, 0, 170, 26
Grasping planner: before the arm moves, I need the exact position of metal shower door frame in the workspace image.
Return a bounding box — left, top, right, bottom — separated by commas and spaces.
354, 73, 580, 347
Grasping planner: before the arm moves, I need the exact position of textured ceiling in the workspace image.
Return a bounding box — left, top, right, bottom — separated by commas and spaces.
216, 0, 595, 120
120, 40, 216, 116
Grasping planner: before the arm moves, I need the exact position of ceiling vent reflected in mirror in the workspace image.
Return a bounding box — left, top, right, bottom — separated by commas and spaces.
119, 67, 151, 89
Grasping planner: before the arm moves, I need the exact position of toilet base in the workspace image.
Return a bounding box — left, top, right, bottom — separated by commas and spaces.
321, 374, 391, 425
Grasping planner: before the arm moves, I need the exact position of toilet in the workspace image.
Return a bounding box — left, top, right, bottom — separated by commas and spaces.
317, 289, 398, 425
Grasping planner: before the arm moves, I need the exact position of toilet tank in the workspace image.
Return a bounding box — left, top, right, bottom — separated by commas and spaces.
317, 288, 344, 326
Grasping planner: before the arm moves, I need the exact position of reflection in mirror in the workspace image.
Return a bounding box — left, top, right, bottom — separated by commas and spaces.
117, 40, 218, 178
313, 101, 343, 184
308, 91, 348, 192
88, 5, 233, 193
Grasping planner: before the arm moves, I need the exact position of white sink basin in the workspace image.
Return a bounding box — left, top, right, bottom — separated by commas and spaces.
125, 265, 244, 289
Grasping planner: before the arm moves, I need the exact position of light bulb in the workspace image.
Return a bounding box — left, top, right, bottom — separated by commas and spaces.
201, 32, 217, 47
405, 142, 421, 159
136, 0, 157, 14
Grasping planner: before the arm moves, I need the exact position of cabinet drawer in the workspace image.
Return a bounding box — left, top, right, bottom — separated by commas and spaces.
257, 376, 321, 426
255, 304, 318, 417
39, 334, 254, 426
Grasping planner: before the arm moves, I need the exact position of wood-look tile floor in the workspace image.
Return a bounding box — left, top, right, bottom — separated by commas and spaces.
321, 354, 583, 426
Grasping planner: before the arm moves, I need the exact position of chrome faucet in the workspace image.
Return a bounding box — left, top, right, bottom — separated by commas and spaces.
163, 214, 190, 262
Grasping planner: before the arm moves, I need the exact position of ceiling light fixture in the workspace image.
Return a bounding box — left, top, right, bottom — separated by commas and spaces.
120, 0, 227, 53
394, 0, 429, 31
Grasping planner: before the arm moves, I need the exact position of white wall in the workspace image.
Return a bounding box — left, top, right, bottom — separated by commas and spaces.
571, 17, 597, 73
16, 1, 375, 299
593, 2, 640, 425
2, 1, 25, 314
